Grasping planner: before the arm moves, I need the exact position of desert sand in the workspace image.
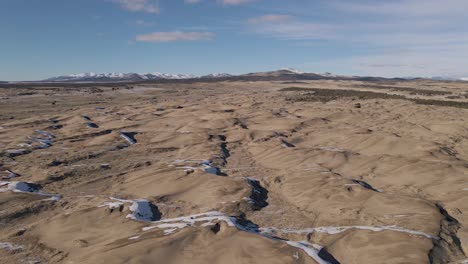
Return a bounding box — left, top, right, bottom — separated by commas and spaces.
1, 79, 468, 264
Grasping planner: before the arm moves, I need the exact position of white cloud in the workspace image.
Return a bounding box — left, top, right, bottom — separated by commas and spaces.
111, 0, 159, 14
246, 1, 468, 77
219, 0, 253, 5
136, 31, 215, 42
247, 15, 338, 40
184, 0, 255, 5
336, 0, 468, 17
135, 19, 155, 26
305, 47, 468, 78
248, 14, 293, 24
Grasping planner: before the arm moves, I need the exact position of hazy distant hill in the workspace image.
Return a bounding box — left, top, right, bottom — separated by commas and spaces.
24, 68, 467, 84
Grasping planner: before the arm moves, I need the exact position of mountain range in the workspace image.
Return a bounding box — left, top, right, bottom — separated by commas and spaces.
40, 69, 360, 83
3, 69, 467, 83
43, 72, 233, 82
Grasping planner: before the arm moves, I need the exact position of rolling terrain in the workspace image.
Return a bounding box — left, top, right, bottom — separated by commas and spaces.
1, 79, 468, 264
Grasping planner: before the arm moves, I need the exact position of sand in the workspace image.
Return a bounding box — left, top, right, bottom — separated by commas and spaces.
0, 79, 468, 263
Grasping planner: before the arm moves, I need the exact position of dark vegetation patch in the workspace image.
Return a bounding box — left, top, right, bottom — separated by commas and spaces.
280, 81, 309, 84
1, 203, 51, 223
282, 87, 404, 102
281, 87, 468, 109
318, 248, 341, 264
246, 179, 269, 210
84, 87, 104, 93
86, 123, 99, 128
353, 84, 452, 96
412, 99, 468, 109
352, 179, 381, 193
63, 129, 113, 142
429, 203, 466, 263
16, 91, 38, 96
280, 139, 296, 148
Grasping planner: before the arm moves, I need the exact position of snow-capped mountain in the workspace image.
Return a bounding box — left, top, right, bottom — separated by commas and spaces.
41, 68, 361, 83
44, 72, 198, 82
200, 73, 232, 78
41, 69, 464, 83
280, 68, 304, 74
46, 72, 141, 82
319, 72, 341, 78
140, 73, 196, 80
430, 76, 468, 81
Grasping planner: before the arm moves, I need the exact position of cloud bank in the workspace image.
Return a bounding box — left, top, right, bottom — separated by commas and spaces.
136, 31, 215, 42
111, 0, 159, 13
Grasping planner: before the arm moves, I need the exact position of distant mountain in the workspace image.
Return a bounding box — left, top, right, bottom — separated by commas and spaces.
430, 76, 468, 81
141, 72, 196, 80
319, 72, 340, 78
39, 69, 462, 83
431, 76, 458, 81
280, 68, 304, 74
44, 72, 197, 82
245, 68, 301, 76
45, 69, 325, 83
45, 73, 140, 82
200, 73, 232, 78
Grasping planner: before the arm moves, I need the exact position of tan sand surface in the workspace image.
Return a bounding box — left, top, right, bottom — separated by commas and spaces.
1, 79, 468, 263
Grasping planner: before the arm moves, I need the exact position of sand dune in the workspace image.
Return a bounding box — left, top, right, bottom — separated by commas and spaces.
1, 79, 468, 263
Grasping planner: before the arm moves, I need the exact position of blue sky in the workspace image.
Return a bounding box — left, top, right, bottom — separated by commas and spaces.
1, 0, 468, 81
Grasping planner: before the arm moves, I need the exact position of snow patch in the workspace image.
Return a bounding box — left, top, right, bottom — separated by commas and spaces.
140, 210, 434, 263
99, 201, 124, 210
35, 130, 55, 138
1, 170, 19, 180
281, 68, 304, 74
127, 200, 157, 222
201, 73, 232, 78
0, 181, 40, 193
0, 181, 61, 200
142, 226, 158, 231
170, 159, 223, 176
318, 147, 348, 153
100, 197, 158, 222
142, 211, 236, 235
6, 149, 30, 156
140, 210, 334, 263
202, 163, 221, 175
163, 228, 178, 235
120, 132, 138, 145
286, 241, 329, 264
29, 130, 55, 149
0, 242, 24, 251
261, 225, 436, 239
